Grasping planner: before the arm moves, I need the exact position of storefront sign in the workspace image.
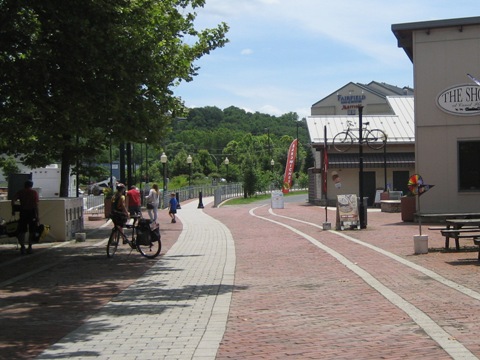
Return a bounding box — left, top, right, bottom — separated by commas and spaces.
337, 94, 366, 104
436, 84, 480, 116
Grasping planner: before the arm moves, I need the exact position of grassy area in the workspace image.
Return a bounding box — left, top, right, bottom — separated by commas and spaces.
223, 190, 307, 206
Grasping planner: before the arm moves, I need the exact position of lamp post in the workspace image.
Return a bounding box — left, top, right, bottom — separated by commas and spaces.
270, 159, 275, 191
109, 129, 113, 190
161, 152, 167, 208
265, 128, 271, 160
224, 157, 229, 181
358, 106, 366, 229
187, 155, 192, 187
145, 138, 148, 184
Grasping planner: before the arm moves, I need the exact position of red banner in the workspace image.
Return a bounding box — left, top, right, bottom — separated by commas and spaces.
282, 139, 298, 194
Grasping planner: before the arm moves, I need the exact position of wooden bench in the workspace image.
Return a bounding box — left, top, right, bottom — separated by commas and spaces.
428, 226, 478, 231
440, 229, 480, 250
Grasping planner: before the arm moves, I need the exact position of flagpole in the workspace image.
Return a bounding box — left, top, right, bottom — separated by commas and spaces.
418, 194, 422, 236
324, 125, 328, 223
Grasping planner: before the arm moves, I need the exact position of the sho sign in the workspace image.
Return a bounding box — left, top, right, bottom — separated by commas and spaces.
436, 84, 480, 116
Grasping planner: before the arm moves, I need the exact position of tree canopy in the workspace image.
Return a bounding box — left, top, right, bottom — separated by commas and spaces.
0, 0, 229, 195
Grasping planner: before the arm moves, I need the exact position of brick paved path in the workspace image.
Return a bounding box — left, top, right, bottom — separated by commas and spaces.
206, 199, 480, 360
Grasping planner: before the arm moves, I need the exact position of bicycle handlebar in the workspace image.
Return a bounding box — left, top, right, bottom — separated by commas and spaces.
346, 120, 370, 128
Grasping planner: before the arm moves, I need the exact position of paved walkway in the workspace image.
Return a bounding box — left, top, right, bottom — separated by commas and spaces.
37, 198, 235, 360
6, 194, 480, 359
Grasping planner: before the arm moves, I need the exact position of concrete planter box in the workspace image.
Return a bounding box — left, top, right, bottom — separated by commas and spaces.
401, 196, 416, 222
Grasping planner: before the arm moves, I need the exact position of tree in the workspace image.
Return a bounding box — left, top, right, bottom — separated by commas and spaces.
0, 156, 20, 182
243, 159, 257, 198
0, 0, 229, 196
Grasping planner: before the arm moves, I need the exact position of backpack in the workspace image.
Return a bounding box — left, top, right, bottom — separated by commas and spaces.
136, 219, 161, 245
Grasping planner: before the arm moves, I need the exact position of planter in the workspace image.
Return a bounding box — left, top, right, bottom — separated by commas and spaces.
414, 235, 428, 254
380, 192, 390, 201
104, 198, 112, 219
401, 196, 416, 222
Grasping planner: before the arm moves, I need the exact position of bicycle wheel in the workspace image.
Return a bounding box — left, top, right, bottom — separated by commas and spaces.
333, 131, 353, 152
366, 129, 387, 150
136, 230, 161, 259
107, 228, 120, 258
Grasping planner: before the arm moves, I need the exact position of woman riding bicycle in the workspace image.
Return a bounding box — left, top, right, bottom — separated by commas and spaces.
110, 183, 129, 239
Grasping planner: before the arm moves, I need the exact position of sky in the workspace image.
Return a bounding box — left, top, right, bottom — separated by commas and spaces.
175, 0, 478, 120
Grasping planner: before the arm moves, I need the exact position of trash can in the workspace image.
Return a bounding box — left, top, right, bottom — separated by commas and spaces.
271, 191, 284, 209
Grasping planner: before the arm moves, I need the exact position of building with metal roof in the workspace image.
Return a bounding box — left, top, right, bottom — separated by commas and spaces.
307, 96, 415, 207
311, 81, 413, 116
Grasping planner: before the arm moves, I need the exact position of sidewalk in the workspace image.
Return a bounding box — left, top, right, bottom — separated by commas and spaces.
37, 198, 235, 360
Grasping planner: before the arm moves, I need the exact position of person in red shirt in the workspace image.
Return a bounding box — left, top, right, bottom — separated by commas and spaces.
11, 180, 39, 254
126, 185, 141, 216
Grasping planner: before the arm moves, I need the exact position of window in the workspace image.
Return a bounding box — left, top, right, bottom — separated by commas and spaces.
458, 141, 480, 191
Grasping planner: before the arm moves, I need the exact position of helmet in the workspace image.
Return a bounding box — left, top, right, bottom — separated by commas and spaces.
116, 183, 126, 191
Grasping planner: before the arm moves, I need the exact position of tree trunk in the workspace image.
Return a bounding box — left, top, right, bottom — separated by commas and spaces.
60, 146, 72, 197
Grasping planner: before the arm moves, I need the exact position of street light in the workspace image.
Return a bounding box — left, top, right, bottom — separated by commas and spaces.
187, 155, 192, 187
161, 152, 168, 191
270, 159, 275, 191
161, 152, 168, 209
224, 157, 229, 181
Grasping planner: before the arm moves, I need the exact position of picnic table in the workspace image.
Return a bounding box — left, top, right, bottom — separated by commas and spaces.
438, 218, 480, 253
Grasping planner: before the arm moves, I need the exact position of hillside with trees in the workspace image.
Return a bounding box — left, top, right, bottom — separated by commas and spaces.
94, 106, 313, 194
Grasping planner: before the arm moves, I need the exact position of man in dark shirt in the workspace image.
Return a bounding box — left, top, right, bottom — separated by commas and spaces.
11, 180, 39, 254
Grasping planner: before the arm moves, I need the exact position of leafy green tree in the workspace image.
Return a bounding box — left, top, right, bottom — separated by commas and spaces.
197, 149, 217, 176
0, 0, 229, 196
243, 158, 257, 198
0, 156, 20, 182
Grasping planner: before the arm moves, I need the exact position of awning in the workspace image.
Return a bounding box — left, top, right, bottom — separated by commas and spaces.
328, 152, 414, 168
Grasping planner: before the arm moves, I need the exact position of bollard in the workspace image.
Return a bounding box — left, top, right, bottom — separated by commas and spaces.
176, 192, 181, 209
198, 191, 204, 209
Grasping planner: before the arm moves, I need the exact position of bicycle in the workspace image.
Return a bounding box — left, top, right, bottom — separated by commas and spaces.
107, 214, 161, 259
332, 120, 387, 152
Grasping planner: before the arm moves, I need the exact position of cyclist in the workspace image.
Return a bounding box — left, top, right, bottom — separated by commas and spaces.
111, 183, 129, 240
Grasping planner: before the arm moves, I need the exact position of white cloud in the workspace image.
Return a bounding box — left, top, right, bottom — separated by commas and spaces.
177, 0, 476, 117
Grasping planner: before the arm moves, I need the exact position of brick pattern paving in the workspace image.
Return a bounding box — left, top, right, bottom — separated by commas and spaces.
207, 201, 480, 359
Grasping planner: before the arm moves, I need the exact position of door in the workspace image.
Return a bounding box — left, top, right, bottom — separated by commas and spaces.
393, 171, 410, 195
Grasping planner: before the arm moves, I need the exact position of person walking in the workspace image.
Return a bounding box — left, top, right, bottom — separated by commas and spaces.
126, 185, 141, 216
11, 180, 39, 255
145, 184, 159, 223
168, 192, 178, 223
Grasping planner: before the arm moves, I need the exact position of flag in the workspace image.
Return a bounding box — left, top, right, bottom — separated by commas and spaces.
418, 184, 434, 196
407, 174, 434, 196
282, 139, 298, 194
467, 73, 480, 86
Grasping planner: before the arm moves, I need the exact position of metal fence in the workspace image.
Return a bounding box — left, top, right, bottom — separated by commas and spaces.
163, 182, 244, 209
82, 183, 245, 216
83, 195, 106, 216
